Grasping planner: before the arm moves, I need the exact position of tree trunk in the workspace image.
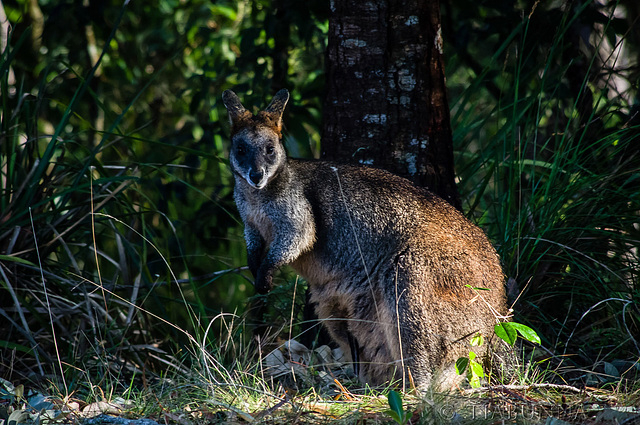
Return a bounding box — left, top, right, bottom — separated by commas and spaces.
321, 0, 461, 209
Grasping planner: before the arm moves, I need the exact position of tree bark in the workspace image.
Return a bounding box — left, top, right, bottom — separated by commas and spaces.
321, 0, 461, 209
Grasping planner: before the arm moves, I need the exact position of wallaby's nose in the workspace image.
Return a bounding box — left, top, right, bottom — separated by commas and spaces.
249, 169, 264, 185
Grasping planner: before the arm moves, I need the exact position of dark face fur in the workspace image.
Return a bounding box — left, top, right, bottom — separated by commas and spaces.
229, 125, 287, 189
223, 89, 290, 190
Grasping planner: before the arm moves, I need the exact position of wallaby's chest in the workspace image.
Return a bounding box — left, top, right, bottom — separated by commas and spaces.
236, 185, 288, 244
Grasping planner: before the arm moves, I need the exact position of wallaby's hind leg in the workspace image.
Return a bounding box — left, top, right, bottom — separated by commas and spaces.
395, 250, 503, 390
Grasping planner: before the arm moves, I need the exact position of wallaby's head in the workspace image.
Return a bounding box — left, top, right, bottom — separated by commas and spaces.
222, 89, 289, 190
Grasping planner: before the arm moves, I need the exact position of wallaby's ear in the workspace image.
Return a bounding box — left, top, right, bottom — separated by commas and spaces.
264, 89, 289, 130
222, 90, 252, 129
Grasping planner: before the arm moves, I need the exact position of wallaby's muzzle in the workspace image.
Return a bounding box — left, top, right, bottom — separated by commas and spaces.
249, 168, 265, 187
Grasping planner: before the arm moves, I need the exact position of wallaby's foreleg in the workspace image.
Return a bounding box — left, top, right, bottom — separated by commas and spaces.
244, 225, 265, 279
255, 215, 315, 294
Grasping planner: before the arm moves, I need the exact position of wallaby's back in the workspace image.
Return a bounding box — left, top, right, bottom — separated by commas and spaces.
222, 89, 508, 389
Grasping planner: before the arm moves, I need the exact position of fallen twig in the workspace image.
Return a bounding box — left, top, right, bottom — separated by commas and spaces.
466, 383, 584, 394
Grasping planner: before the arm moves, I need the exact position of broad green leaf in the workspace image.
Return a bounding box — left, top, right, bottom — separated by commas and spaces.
387, 390, 403, 417
455, 357, 469, 375
510, 323, 541, 344
494, 322, 517, 346
470, 360, 484, 378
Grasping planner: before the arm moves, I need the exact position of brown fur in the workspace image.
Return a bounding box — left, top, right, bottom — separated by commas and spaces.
222, 89, 508, 389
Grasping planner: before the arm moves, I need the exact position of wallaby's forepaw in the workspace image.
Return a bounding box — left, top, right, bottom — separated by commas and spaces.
248, 256, 261, 279
255, 269, 273, 294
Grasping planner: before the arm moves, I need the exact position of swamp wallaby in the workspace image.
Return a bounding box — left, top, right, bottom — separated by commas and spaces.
222, 89, 508, 389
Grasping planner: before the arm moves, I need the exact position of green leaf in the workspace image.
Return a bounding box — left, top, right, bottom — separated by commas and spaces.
464, 284, 491, 291
387, 390, 403, 417
211, 5, 237, 20
386, 391, 411, 425
470, 360, 484, 378
385, 410, 402, 424
0, 255, 37, 267
494, 322, 518, 346
469, 374, 482, 388
510, 323, 541, 344
603, 362, 619, 378
455, 357, 469, 375
470, 333, 484, 347
0, 341, 33, 353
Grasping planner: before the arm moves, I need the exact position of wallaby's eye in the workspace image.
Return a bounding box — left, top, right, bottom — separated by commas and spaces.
236, 145, 246, 156
266, 145, 275, 155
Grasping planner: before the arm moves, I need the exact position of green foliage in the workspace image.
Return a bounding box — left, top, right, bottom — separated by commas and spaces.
447, 0, 640, 366
456, 324, 541, 388
0, 6, 210, 392
0, 0, 327, 390
455, 332, 486, 389
494, 323, 518, 347
457, 350, 485, 389
495, 322, 541, 347
385, 390, 412, 425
